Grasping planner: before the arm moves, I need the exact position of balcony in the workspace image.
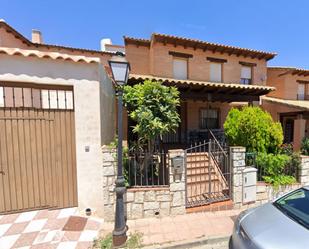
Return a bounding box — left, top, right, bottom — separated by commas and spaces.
297, 94, 309, 100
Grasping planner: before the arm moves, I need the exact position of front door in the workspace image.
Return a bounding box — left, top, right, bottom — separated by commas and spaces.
282, 116, 295, 144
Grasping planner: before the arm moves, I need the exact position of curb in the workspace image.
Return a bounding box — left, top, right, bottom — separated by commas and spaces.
142, 235, 230, 249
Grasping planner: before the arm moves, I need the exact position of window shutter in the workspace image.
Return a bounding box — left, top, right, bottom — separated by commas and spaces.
173, 58, 188, 80
210, 63, 222, 82
241, 66, 252, 79
298, 84, 305, 94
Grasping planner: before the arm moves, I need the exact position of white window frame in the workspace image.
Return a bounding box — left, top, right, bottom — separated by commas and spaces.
298, 83, 305, 100
210, 62, 222, 82
240, 66, 252, 85
173, 57, 188, 80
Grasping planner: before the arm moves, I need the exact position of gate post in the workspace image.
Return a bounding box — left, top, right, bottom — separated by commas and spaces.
168, 149, 186, 215
230, 146, 246, 208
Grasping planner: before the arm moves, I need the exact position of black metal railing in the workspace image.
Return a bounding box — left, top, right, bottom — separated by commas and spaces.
209, 131, 231, 193
124, 151, 169, 187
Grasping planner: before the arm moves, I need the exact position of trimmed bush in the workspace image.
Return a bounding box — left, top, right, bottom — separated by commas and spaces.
224, 106, 283, 153
256, 153, 296, 187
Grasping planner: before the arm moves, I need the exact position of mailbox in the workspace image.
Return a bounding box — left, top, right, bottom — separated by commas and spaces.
171, 155, 184, 174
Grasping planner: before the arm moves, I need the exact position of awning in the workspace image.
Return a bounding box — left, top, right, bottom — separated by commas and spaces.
262, 96, 309, 111
129, 74, 275, 102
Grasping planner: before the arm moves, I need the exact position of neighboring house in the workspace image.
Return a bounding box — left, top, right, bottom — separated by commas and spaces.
0, 20, 119, 216
262, 67, 309, 150
122, 33, 277, 210
124, 33, 276, 148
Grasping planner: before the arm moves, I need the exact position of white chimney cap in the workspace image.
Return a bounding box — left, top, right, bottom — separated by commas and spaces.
100, 38, 112, 51
32, 29, 43, 44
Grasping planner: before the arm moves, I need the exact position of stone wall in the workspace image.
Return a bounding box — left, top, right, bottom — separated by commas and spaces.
230, 146, 246, 209
102, 148, 186, 221
256, 182, 302, 205
299, 155, 309, 185
230, 146, 309, 209
102, 147, 117, 221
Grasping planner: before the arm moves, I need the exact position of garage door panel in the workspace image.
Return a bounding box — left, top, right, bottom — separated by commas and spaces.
60, 110, 69, 207
11, 110, 24, 210
5, 113, 18, 211
23, 111, 35, 209
0, 110, 10, 212
0, 84, 77, 214
48, 110, 58, 208
17, 109, 29, 209
29, 112, 41, 209
35, 116, 46, 207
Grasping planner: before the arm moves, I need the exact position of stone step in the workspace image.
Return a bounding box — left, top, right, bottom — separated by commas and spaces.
187, 171, 216, 177
187, 178, 220, 185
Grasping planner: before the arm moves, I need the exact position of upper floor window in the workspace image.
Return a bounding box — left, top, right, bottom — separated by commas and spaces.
298, 83, 305, 100
210, 62, 222, 82
240, 66, 252, 85
173, 58, 188, 80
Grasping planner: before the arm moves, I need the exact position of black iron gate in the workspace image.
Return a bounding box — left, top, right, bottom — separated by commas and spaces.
185, 135, 231, 208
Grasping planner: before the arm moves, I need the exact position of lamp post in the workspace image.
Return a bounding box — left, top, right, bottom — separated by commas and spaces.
108, 52, 130, 247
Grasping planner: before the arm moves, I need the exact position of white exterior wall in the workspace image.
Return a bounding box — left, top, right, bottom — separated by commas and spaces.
0, 54, 115, 216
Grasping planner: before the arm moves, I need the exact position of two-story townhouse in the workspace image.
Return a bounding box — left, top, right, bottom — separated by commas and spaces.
262, 67, 309, 150
124, 33, 276, 148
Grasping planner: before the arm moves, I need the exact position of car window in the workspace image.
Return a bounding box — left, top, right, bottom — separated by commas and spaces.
274, 188, 309, 229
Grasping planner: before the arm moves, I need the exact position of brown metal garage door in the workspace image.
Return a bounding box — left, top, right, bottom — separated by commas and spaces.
0, 84, 77, 214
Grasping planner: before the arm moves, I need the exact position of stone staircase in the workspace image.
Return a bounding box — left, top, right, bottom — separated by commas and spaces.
186, 151, 229, 207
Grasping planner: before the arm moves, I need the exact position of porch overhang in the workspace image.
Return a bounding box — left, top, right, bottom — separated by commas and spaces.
262, 96, 309, 111
129, 74, 275, 103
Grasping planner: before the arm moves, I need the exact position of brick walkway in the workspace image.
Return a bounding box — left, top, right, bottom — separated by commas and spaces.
0, 208, 103, 249
101, 209, 242, 247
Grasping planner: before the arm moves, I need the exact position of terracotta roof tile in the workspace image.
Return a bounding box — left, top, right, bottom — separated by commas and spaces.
268, 66, 309, 76
129, 74, 275, 92
0, 47, 100, 64
0, 19, 116, 55
125, 33, 277, 60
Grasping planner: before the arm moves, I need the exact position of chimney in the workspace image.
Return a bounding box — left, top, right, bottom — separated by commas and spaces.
32, 29, 43, 44
100, 38, 112, 51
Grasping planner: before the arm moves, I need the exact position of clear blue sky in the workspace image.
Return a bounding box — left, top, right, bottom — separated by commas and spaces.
1, 0, 308, 68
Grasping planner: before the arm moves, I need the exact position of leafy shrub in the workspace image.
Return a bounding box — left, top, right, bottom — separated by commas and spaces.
123, 80, 180, 152
256, 153, 296, 187
301, 137, 309, 155
280, 143, 293, 155
224, 107, 283, 153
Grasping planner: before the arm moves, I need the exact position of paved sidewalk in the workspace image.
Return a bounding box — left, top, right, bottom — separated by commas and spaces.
0, 208, 103, 249
101, 209, 241, 247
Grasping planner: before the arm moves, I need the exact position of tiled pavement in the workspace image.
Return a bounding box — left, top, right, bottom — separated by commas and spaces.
101, 209, 242, 247
0, 208, 103, 249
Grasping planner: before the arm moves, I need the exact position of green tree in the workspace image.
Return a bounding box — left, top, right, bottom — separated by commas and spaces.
224, 106, 283, 153
123, 80, 180, 152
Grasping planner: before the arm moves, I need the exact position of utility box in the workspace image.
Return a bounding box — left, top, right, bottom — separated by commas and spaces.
243, 167, 257, 203
171, 155, 184, 174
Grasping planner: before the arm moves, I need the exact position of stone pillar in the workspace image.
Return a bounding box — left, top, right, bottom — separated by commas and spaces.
299, 155, 309, 185
102, 147, 117, 222
168, 149, 186, 215
230, 146, 246, 208
294, 116, 306, 151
